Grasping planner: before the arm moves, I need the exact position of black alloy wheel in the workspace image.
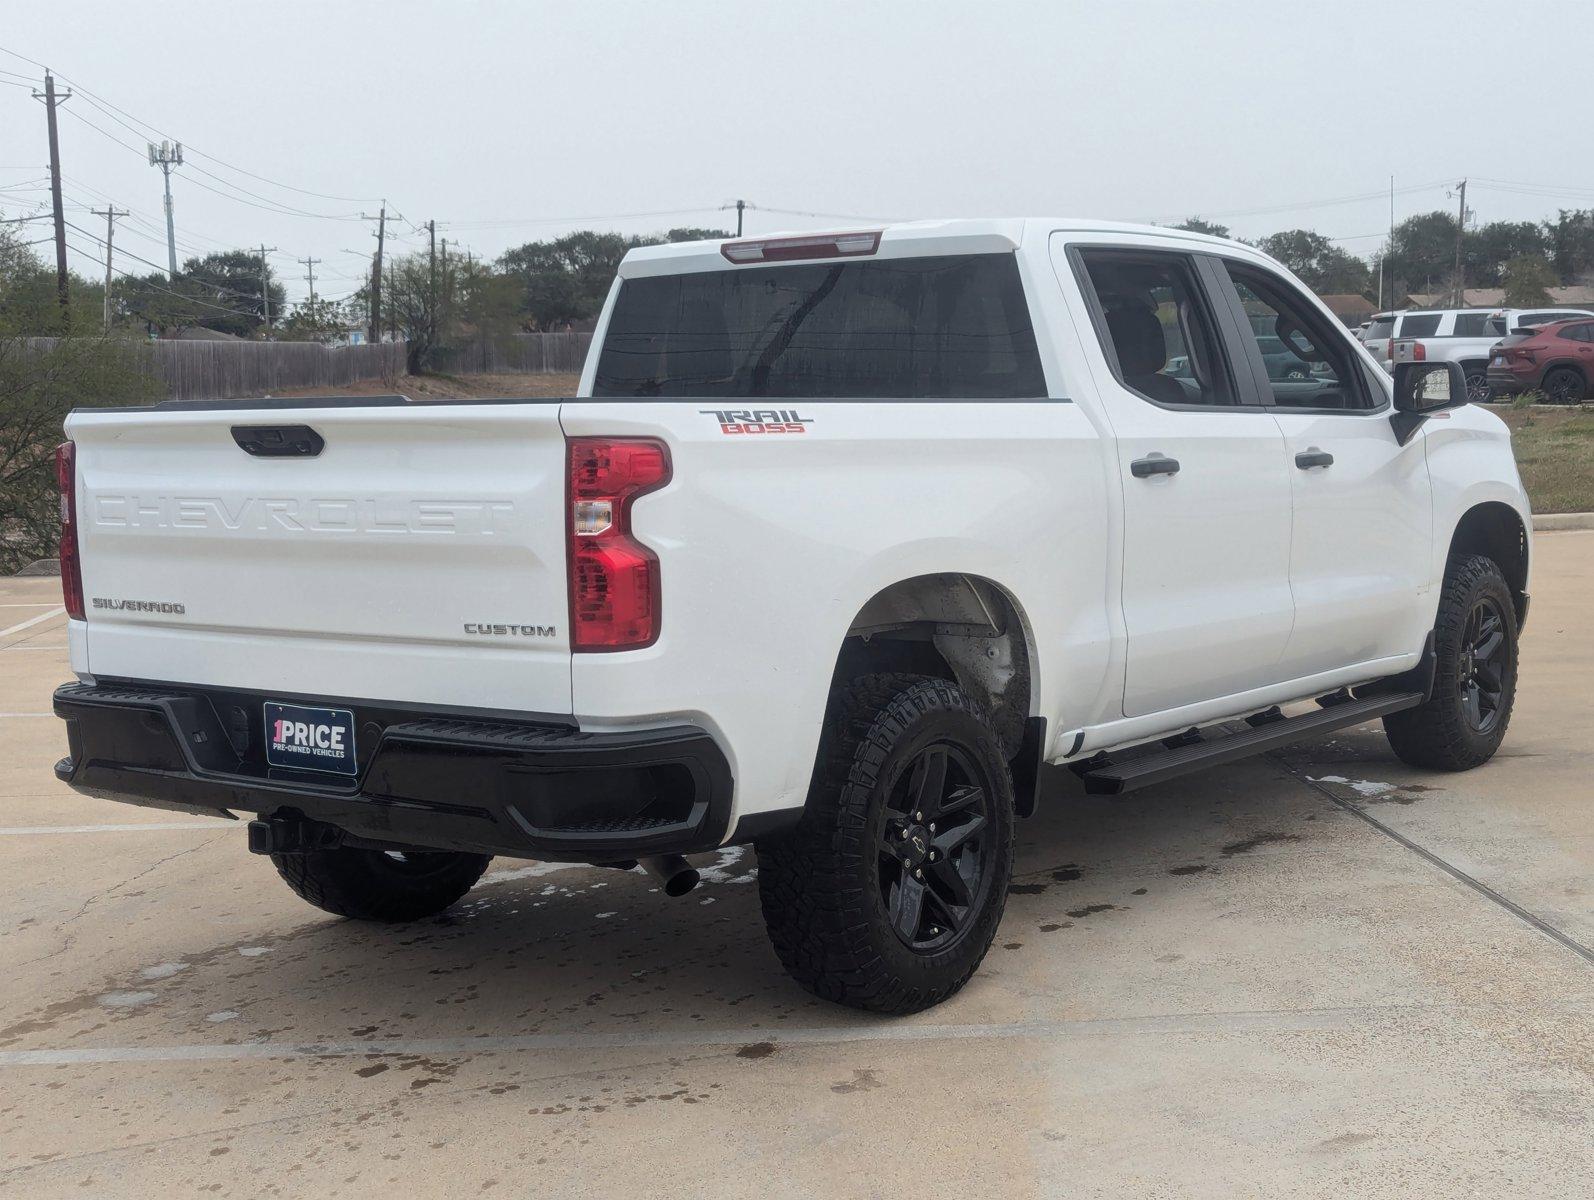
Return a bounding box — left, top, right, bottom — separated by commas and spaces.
1459, 596, 1509, 734
876, 742, 997, 952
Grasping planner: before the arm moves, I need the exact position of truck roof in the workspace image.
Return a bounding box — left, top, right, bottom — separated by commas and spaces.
616, 217, 1247, 278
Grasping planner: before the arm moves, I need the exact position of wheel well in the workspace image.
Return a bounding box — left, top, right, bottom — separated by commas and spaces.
831, 574, 1034, 759
1449, 502, 1528, 622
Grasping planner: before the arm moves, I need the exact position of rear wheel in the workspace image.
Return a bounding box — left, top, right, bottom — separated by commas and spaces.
1463, 366, 1492, 404
1384, 554, 1518, 771
756, 674, 1014, 1014
271, 845, 491, 921
1543, 367, 1585, 405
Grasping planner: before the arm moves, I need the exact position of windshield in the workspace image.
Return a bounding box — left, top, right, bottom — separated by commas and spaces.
592, 253, 1046, 398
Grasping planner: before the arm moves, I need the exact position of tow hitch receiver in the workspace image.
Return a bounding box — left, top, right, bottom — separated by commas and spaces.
247, 814, 345, 856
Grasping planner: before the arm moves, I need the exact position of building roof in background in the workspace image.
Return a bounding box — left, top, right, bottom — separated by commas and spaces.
1316, 293, 1377, 319
1403, 286, 1594, 309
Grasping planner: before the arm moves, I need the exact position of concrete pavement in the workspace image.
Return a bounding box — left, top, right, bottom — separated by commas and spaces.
1, 541, 1589, 1198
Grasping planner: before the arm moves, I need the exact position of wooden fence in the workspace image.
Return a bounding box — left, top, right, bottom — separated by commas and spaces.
12, 333, 589, 401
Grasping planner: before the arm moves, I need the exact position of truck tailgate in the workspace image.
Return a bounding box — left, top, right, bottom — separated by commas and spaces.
65, 402, 573, 715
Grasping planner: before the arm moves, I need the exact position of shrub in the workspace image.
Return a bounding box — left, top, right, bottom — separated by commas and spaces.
0, 337, 157, 574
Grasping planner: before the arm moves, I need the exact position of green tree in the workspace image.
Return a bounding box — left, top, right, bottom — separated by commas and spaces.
1501, 254, 1556, 306
498, 226, 730, 329
1254, 229, 1371, 295
1466, 221, 1548, 287
276, 296, 352, 343
1371, 210, 1460, 298
0, 224, 158, 572
1545, 209, 1594, 283
181, 250, 285, 338
121, 271, 210, 336
1171, 217, 1232, 239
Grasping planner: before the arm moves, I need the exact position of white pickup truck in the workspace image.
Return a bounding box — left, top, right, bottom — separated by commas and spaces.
52, 220, 1531, 1013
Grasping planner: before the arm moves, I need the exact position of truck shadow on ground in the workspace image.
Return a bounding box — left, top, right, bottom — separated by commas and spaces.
9, 733, 1425, 1051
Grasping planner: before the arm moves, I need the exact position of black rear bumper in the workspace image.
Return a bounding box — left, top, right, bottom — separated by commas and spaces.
53, 681, 733, 862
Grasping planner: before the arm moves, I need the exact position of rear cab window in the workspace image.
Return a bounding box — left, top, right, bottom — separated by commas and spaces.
592, 253, 1046, 398
1365, 315, 1398, 341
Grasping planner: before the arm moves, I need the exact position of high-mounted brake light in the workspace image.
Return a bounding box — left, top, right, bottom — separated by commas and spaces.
567, 438, 671, 650
720, 230, 882, 264
55, 441, 85, 620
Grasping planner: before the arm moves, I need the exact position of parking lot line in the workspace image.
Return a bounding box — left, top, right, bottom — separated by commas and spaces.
0, 608, 64, 638
0, 822, 227, 836
0, 1002, 1442, 1068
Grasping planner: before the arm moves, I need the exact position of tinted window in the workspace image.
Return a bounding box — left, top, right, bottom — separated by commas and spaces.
1400, 313, 1442, 337
1452, 312, 1491, 337
1558, 324, 1593, 342
1485, 315, 1509, 336
1365, 316, 1397, 340
1075, 249, 1235, 407
1224, 264, 1372, 410
1522, 312, 1582, 327
592, 253, 1045, 398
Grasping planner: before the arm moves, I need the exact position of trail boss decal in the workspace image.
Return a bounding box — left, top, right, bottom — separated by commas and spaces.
264, 702, 358, 776
699, 409, 812, 435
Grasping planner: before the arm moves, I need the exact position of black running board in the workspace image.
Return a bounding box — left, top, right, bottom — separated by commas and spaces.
1074, 692, 1424, 795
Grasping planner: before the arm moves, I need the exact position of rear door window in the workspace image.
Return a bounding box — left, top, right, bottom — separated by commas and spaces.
1452, 312, 1491, 337
1400, 314, 1442, 337
1073, 249, 1237, 408
592, 253, 1046, 398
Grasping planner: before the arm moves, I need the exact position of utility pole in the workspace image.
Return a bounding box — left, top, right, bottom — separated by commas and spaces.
257, 244, 277, 335
299, 255, 320, 306
440, 236, 450, 338
147, 141, 184, 277
1388, 175, 1396, 310
90, 207, 128, 331
735, 199, 745, 236
363, 204, 386, 344
1451, 178, 1468, 308
427, 219, 437, 346
32, 71, 72, 323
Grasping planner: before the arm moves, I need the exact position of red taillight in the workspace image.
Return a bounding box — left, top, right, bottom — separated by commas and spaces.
1411, 341, 1426, 361
54, 441, 84, 620
720, 230, 882, 264
567, 438, 670, 650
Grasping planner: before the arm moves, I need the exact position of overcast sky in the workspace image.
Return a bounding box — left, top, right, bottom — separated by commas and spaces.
4, 0, 1591, 307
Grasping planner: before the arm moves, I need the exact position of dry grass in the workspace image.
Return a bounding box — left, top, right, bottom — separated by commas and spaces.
1499, 406, 1594, 514
269, 372, 582, 400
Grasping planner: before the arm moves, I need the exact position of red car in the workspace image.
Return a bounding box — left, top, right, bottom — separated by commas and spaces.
1487, 318, 1594, 403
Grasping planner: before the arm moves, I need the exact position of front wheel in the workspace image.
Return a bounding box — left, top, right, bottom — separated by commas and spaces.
1384, 554, 1518, 771
756, 674, 1014, 1014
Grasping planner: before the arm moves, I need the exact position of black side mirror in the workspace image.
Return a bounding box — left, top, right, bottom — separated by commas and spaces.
1391, 360, 1466, 444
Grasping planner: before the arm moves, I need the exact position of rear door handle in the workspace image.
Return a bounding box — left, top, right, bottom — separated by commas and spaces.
1294, 449, 1334, 470
1130, 455, 1180, 478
